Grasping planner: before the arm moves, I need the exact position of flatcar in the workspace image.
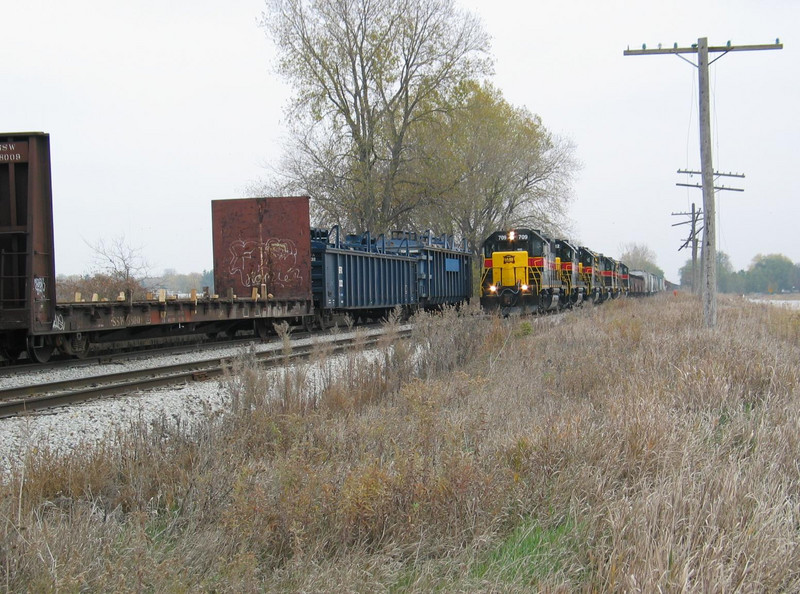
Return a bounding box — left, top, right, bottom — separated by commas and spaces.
0, 132, 472, 363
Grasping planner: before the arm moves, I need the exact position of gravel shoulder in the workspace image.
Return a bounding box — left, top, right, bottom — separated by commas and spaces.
0, 326, 396, 476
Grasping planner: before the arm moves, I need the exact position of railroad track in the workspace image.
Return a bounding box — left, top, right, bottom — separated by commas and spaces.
0, 320, 388, 373
0, 333, 299, 375
0, 327, 411, 418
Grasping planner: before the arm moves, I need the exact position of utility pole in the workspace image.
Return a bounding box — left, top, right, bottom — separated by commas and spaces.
676, 169, 745, 194
674, 169, 744, 294
624, 38, 782, 328
690, 203, 700, 293
671, 204, 702, 293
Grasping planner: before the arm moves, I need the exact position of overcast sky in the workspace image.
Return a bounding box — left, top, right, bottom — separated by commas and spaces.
5, 0, 797, 282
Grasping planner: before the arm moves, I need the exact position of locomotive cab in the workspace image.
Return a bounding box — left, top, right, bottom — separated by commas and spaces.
618, 262, 630, 296
480, 229, 560, 315
599, 255, 619, 299
578, 246, 603, 303
552, 238, 585, 308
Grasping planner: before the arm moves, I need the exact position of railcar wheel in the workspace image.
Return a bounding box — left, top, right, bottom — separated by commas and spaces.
61, 333, 91, 359
1, 347, 23, 363
302, 315, 315, 333
27, 337, 53, 363
254, 320, 270, 340
316, 311, 334, 330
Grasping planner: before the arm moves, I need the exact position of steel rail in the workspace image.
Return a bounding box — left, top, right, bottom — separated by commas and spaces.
0, 328, 410, 418
0, 334, 294, 376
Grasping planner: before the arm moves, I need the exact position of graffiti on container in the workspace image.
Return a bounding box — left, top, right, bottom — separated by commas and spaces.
33, 277, 47, 301
52, 313, 65, 331
227, 239, 303, 289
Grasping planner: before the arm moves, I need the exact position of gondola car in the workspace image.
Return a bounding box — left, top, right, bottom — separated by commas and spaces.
309, 228, 472, 328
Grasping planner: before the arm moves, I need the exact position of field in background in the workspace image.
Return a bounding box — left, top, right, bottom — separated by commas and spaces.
748, 294, 800, 309
2, 294, 799, 591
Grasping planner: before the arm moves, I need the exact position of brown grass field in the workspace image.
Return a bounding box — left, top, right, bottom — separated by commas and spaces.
2, 293, 799, 592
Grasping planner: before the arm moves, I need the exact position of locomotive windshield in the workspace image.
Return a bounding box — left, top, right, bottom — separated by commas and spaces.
552, 240, 574, 261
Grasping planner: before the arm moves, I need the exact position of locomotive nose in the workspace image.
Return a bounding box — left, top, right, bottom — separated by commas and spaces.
500, 289, 517, 307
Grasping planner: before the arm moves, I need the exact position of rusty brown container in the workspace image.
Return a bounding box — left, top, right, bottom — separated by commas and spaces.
211, 196, 312, 303
0, 132, 56, 344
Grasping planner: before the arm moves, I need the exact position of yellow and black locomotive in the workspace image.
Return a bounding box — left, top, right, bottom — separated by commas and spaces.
480, 228, 637, 315
480, 229, 566, 315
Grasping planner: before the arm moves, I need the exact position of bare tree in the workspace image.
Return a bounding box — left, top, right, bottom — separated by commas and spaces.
261, 0, 491, 233
87, 235, 150, 300
410, 81, 579, 254
619, 242, 663, 276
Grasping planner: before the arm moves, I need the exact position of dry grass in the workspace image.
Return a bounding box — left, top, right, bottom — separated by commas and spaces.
2, 295, 800, 591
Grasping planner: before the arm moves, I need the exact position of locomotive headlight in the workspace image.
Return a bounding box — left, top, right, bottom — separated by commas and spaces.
508, 230, 516, 241
521, 284, 529, 292
489, 285, 497, 293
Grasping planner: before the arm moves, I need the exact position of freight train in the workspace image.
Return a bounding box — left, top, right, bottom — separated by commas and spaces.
0, 132, 472, 363
479, 227, 664, 315
1, 131, 664, 362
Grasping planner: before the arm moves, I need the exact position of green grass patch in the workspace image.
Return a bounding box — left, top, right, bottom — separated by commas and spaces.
471, 517, 580, 586
514, 320, 533, 337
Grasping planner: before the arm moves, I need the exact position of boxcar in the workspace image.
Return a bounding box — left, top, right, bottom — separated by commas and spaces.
0, 132, 57, 361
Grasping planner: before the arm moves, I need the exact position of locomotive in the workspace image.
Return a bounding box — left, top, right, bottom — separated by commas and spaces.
0, 132, 472, 363
480, 229, 566, 314
479, 227, 663, 315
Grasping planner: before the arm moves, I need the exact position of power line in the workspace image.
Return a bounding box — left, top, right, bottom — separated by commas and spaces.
624, 38, 782, 328
671, 204, 702, 293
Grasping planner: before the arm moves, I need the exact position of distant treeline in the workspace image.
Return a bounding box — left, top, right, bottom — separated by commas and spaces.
56, 269, 214, 303
680, 252, 799, 293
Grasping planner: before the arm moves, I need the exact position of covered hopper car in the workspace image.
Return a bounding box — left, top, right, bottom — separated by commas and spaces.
628, 269, 665, 296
